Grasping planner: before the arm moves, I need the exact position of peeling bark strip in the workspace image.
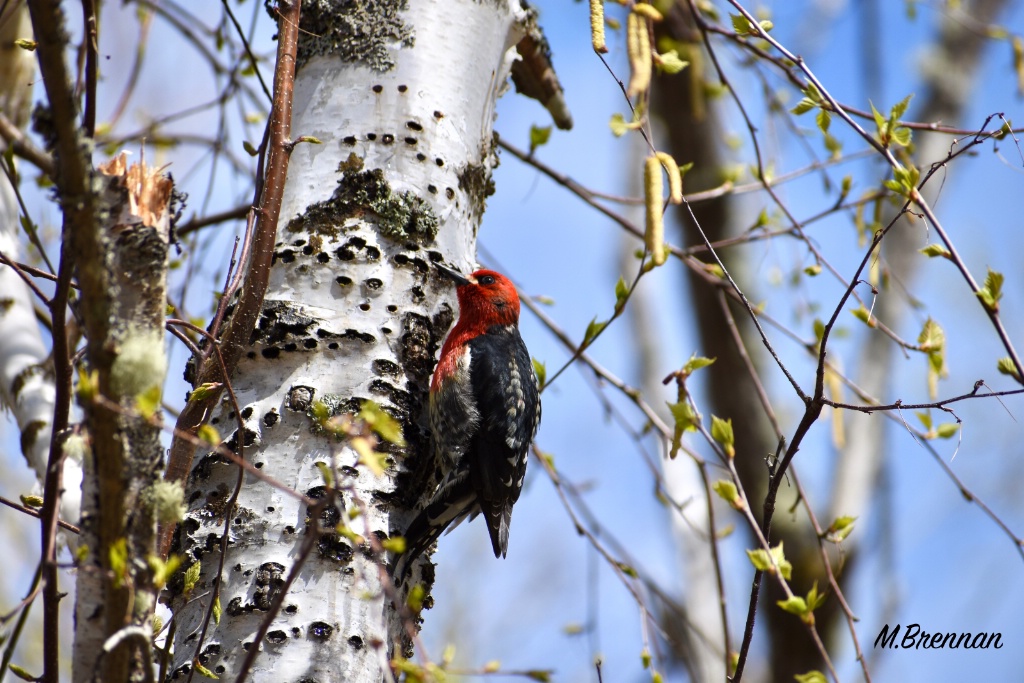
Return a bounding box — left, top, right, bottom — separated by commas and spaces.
167, 2, 532, 681
69, 153, 174, 683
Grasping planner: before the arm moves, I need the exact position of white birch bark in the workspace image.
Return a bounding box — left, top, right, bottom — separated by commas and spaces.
167, 2, 529, 681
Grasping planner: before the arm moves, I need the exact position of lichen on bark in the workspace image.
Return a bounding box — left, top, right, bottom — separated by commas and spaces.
293, 0, 414, 71
286, 165, 439, 243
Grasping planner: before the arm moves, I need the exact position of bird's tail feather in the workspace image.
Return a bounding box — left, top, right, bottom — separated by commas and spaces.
483, 502, 512, 559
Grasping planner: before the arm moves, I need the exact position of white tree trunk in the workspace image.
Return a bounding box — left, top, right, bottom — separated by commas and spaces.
168, 2, 528, 681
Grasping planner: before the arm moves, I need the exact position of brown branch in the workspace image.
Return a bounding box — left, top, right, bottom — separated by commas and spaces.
174, 203, 250, 237
25, 2, 100, 678
0, 111, 55, 177
790, 471, 873, 683
0, 248, 52, 305
82, 0, 98, 137
0, 495, 80, 534
160, 0, 300, 559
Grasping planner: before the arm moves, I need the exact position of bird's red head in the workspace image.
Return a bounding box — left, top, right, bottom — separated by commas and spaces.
431, 264, 523, 392
437, 264, 520, 331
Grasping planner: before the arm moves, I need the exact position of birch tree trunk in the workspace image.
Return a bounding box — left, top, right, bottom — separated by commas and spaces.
166, 2, 530, 680
70, 154, 175, 683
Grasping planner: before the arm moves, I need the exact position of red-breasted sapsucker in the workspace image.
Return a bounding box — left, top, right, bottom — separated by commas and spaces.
396, 264, 541, 578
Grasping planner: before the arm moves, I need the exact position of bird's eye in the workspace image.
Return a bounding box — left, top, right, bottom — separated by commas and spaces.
478, 275, 496, 285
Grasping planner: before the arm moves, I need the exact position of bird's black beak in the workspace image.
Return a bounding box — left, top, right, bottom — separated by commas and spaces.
435, 262, 471, 286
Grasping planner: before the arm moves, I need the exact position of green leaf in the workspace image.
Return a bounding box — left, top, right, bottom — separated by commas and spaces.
888, 163, 919, 196
890, 93, 913, 121
730, 13, 754, 35
770, 542, 792, 579
790, 98, 816, 116
746, 547, 773, 572
532, 358, 547, 389
815, 108, 831, 133
109, 538, 129, 588
359, 400, 406, 446
562, 622, 584, 635
777, 595, 808, 616
869, 101, 886, 132
310, 400, 331, 424
824, 132, 842, 157
242, 140, 259, 156
315, 461, 334, 487
183, 561, 202, 596
382, 536, 407, 553
919, 243, 950, 258
712, 480, 742, 509
806, 580, 827, 611
749, 542, 792, 578
615, 561, 638, 578
794, 672, 828, 683
813, 318, 826, 343
710, 415, 735, 458
667, 400, 698, 458
8, 664, 36, 681
654, 49, 688, 74
803, 264, 821, 277
198, 424, 221, 447
754, 207, 770, 228
352, 437, 387, 476
14, 38, 37, 51
915, 410, 933, 430
406, 584, 425, 613
850, 304, 873, 326
147, 554, 182, 590
976, 268, 1004, 312
583, 317, 608, 347
135, 385, 162, 420
77, 367, 99, 403
840, 176, 853, 198
529, 124, 552, 154
189, 382, 223, 402
682, 354, 716, 376
641, 647, 652, 669
335, 523, 364, 545
917, 318, 944, 352
997, 357, 1022, 381
935, 423, 959, 439
526, 671, 553, 683
609, 113, 642, 137
891, 126, 912, 147
76, 543, 90, 563
614, 276, 630, 313
20, 494, 44, 508
825, 515, 857, 543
